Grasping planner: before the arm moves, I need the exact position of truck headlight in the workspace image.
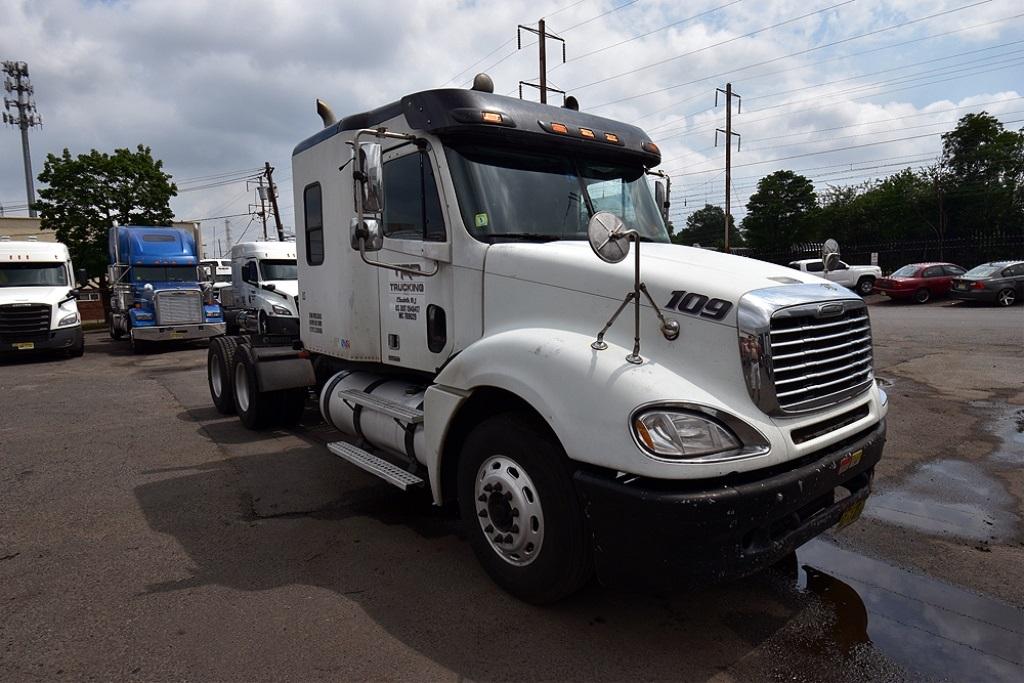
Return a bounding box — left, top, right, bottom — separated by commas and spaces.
633, 410, 741, 460
58, 312, 80, 327
271, 304, 292, 316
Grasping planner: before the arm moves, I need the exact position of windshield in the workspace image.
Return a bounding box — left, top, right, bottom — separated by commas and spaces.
132, 266, 197, 283
963, 264, 1001, 278
891, 265, 919, 277
0, 262, 68, 287
445, 144, 669, 243
260, 259, 297, 281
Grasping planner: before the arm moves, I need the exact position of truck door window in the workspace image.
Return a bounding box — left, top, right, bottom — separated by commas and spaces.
242, 261, 259, 284
304, 182, 324, 266
383, 152, 446, 242
805, 262, 824, 272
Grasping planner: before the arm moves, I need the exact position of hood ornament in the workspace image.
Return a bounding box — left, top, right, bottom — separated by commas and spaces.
587, 212, 679, 365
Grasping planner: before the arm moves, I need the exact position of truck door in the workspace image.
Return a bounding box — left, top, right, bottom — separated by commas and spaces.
376, 146, 454, 372
241, 259, 260, 308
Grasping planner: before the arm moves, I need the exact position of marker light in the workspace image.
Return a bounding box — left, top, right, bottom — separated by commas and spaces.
642, 141, 660, 155
605, 133, 620, 143
482, 112, 503, 124
550, 122, 568, 134
579, 127, 595, 139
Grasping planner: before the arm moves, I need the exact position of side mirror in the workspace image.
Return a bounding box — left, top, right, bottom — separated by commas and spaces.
358, 143, 383, 215
350, 217, 383, 252
821, 238, 841, 273
263, 283, 276, 292
654, 180, 670, 225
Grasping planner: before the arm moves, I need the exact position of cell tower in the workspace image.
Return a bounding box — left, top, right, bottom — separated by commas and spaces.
3, 61, 42, 217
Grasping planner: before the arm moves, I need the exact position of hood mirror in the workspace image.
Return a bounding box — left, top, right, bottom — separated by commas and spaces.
821, 238, 840, 274
587, 211, 631, 264
588, 211, 680, 364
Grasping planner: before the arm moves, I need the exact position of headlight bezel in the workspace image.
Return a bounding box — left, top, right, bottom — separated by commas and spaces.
270, 304, 292, 316
629, 402, 771, 464
58, 312, 80, 327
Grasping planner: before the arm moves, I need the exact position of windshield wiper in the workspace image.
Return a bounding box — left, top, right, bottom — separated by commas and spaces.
484, 233, 565, 243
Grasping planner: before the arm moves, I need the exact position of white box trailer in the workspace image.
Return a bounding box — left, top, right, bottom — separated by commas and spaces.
206, 75, 888, 603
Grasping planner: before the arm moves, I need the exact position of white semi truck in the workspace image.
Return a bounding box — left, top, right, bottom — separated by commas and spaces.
0, 238, 85, 357
206, 75, 888, 603
216, 241, 299, 335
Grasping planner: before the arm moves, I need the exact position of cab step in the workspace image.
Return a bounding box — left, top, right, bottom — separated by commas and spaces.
327, 441, 424, 490
338, 388, 424, 424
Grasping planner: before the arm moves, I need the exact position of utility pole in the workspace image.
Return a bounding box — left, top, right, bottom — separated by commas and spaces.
225, 218, 232, 250
265, 162, 285, 241
256, 176, 269, 240
2, 61, 42, 217
715, 83, 741, 253
517, 19, 566, 104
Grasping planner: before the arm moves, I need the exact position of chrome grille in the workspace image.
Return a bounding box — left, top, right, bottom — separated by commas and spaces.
0, 303, 51, 341
769, 303, 873, 412
154, 290, 202, 325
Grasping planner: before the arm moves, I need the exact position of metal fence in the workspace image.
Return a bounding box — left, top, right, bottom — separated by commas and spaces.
740, 235, 1024, 273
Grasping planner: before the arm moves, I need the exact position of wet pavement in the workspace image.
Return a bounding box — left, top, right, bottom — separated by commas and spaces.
2, 298, 1023, 681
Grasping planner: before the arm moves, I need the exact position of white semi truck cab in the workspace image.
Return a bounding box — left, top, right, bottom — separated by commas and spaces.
0, 238, 85, 357
207, 75, 888, 603
217, 241, 299, 335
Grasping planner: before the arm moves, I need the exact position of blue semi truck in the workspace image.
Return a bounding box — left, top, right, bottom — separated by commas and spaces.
107, 225, 225, 352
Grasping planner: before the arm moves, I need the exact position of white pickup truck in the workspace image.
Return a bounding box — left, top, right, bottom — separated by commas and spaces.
789, 259, 880, 295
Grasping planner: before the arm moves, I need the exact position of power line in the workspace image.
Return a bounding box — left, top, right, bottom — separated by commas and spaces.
555, 0, 641, 34
567, 0, 860, 91
588, 2, 1009, 110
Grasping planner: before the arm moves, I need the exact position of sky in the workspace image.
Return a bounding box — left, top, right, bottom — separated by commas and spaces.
2, 0, 1022, 250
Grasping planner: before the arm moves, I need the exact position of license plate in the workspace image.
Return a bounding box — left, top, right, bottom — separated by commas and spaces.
838, 499, 866, 529
13, 342, 34, 350
956, 283, 968, 290
170, 331, 185, 339
838, 449, 863, 474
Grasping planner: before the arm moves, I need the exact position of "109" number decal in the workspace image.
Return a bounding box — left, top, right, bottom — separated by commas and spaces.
664, 290, 733, 320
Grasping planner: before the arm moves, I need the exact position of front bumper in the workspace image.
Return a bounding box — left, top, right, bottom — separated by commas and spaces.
132, 322, 225, 342
1, 325, 83, 353
573, 418, 886, 588
875, 287, 913, 298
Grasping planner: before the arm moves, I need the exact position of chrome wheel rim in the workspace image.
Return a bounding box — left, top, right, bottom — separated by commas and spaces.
475, 455, 544, 566
234, 362, 250, 412
998, 290, 1014, 306
211, 354, 223, 397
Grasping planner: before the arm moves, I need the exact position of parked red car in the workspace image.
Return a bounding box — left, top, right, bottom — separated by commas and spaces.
873, 262, 966, 303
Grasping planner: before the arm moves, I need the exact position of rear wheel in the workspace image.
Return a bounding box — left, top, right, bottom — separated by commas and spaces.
457, 413, 592, 604
856, 277, 875, 296
109, 315, 123, 340
208, 336, 239, 414
913, 287, 930, 304
232, 348, 274, 429
996, 288, 1016, 307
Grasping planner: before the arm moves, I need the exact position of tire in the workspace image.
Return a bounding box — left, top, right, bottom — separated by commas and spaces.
856, 277, 875, 296
130, 332, 149, 354
457, 412, 592, 604
913, 288, 930, 304
68, 333, 85, 358
109, 315, 123, 341
996, 288, 1016, 307
231, 347, 274, 429
275, 387, 307, 427
208, 336, 239, 414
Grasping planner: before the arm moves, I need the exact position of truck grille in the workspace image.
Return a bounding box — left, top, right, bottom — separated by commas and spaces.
769, 303, 873, 412
154, 290, 202, 325
0, 303, 51, 342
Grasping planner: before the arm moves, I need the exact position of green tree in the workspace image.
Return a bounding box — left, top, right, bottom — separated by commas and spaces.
741, 170, 817, 251
35, 145, 177, 277
672, 204, 743, 249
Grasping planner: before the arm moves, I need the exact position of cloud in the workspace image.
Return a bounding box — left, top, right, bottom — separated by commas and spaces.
2, 0, 1021, 239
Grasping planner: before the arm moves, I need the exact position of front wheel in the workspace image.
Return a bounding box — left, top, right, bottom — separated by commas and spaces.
109, 315, 123, 340
996, 288, 1016, 307
913, 287, 930, 304
856, 277, 875, 296
457, 413, 592, 604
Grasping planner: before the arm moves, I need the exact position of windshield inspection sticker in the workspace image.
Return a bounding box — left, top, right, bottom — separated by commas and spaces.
474, 212, 489, 229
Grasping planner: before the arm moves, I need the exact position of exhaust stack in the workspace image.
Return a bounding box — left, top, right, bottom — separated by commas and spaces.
316, 99, 337, 128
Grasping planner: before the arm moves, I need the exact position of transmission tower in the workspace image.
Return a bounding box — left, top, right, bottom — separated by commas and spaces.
714, 83, 741, 253
3, 61, 42, 217
517, 19, 567, 104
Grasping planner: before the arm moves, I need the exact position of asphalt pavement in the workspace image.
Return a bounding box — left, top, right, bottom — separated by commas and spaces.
1, 297, 1022, 682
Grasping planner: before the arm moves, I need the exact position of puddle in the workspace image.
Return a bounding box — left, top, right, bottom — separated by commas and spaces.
798, 539, 1024, 682
989, 406, 1024, 466
864, 459, 1017, 542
